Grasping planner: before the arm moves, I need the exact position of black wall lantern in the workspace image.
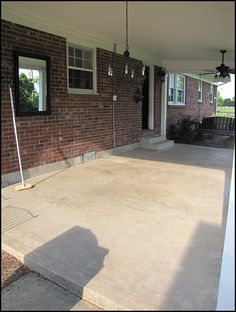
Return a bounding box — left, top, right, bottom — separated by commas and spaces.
134, 87, 144, 103
158, 67, 166, 81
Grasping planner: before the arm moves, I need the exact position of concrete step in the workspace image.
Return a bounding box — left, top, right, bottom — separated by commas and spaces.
140, 139, 174, 150
140, 135, 166, 144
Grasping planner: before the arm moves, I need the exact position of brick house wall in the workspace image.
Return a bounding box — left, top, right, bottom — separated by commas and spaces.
166, 76, 216, 130
1, 20, 162, 176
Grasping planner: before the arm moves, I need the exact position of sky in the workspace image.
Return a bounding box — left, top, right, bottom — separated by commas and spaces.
217, 74, 235, 99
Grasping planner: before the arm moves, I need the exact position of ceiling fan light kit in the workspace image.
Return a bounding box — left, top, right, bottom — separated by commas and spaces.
198, 50, 233, 83
214, 50, 232, 82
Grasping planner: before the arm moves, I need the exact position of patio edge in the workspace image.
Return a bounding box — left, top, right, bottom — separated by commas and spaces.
2, 234, 129, 311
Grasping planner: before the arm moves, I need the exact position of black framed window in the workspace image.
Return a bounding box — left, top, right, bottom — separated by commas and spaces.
14, 51, 51, 116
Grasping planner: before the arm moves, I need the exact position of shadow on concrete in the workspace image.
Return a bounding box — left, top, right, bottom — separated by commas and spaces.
26, 145, 75, 187
159, 221, 224, 310
1, 205, 39, 233
117, 144, 234, 172
1, 272, 81, 311
23, 226, 109, 309
32, 169, 68, 186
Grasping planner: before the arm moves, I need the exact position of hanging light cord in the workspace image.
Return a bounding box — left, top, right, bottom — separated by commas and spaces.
125, 1, 129, 51
221, 50, 225, 64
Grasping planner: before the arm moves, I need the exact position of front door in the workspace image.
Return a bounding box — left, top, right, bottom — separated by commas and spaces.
142, 67, 149, 129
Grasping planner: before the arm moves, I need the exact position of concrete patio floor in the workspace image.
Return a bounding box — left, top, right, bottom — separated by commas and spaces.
2, 144, 234, 310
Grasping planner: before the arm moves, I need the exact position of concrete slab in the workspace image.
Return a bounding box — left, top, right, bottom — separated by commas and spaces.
1, 272, 101, 311
2, 144, 233, 310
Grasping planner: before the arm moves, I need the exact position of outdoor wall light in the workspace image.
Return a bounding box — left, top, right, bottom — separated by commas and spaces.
134, 87, 144, 103
158, 67, 166, 81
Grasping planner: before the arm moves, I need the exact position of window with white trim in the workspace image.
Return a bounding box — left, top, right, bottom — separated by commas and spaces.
67, 44, 96, 93
168, 74, 185, 105
177, 75, 185, 103
210, 85, 214, 103
198, 80, 203, 102
168, 74, 175, 103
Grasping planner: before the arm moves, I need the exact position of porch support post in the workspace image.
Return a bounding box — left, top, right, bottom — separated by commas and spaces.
160, 75, 167, 137
148, 65, 154, 130
216, 151, 235, 310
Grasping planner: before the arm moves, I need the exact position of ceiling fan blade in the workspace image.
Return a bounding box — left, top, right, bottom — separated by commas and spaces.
198, 72, 216, 76
229, 68, 235, 74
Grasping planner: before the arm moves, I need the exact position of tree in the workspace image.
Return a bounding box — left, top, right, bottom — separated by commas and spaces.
216, 90, 224, 106
230, 97, 235, 106
223, 98, 233, 106
19, 73, 39, 112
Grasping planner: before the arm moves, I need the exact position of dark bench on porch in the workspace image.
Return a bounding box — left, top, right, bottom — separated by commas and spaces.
196, 116, 235, 136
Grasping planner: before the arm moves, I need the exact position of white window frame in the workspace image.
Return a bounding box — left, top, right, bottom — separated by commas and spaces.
176, 75, 185, 105
168, 74, 186, 106
19, 57, 48, 113
168, 74, 176, 105
210, 85, 214, 103
67, 43, 97, 94
198, 80, 203, 102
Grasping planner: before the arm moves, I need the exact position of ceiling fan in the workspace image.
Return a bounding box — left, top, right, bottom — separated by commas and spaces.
200, 50, 234, 82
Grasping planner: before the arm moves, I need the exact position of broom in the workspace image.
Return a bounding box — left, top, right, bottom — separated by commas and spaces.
9, 85, 33, 191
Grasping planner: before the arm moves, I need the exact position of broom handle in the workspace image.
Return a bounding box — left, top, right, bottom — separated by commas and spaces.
9, 85, 25, 186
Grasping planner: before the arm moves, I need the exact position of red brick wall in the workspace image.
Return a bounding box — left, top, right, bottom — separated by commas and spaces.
167, 76, 216, 129
1, 20, 162, 175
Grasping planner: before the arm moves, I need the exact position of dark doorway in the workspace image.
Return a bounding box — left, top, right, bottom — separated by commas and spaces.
142, 67, 149, 129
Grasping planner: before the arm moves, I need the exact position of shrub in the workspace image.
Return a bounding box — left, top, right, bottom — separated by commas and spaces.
167, 115, 199, 142
193, 131, 204, 142
167, 124, 179, 140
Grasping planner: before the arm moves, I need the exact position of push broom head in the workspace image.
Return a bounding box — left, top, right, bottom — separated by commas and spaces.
15, 183, 33, 191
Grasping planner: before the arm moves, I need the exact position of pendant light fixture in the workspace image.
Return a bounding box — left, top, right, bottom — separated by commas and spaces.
108, 1, 145, 82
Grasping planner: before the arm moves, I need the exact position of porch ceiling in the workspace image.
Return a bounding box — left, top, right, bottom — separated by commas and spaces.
2, 1, 235, 72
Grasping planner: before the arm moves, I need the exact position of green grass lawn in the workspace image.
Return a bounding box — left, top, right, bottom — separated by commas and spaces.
214, 106, 235, 118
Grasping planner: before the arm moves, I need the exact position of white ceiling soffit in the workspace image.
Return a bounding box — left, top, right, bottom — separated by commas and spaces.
2, 1, 235, 72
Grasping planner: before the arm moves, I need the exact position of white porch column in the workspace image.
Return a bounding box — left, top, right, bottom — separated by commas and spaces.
216, 151, 235, 310
148, 65, 154, 130
160, 75, 167, 137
